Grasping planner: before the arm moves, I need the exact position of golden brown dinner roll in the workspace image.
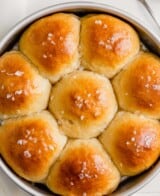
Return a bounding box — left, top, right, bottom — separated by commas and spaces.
0, 51, 51, 120
0, 111, 67, 182
99, 111, 160, 176
19, 13, 80, 83
80, 14, 140, 78
113, 52, 160, 119
47, 139, 120, 196
49, 70, 117, 138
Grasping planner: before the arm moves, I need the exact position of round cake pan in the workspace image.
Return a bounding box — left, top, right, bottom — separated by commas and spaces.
0, 1, 160, 196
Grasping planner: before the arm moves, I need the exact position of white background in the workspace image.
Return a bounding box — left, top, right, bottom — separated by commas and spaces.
0, 0, 160, 195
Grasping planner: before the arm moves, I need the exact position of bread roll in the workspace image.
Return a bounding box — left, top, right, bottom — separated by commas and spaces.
0, 51, 51, 120
80, 14, 140, 78
47, 139, 120, 196
113, 52, 160, 119
19, 13, 80, 83
99, 111, 160, 176
49, 71, 117, 138
0, 111, 67, 182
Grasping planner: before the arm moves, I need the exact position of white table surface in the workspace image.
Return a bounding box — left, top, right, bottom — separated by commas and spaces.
0, 0, 160, 195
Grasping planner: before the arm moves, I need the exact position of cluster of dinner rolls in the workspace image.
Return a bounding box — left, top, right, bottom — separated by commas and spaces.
0, 12, 160, 196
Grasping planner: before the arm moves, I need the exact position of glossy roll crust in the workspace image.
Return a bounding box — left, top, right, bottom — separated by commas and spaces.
99, 112, 160, 176
80, 14, 140, 78
113, 52, 160, 119
19, 13, 80, 83
0, 111, 67, 182
49, 71, 117, 138
47, 139, 120, 196
0, 51, 51, 120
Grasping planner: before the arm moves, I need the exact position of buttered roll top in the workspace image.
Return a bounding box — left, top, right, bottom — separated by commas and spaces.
0, 51, 51, 120
99, 112, 160, 176
47, 139, 120, 196
49, 71, 117, 138
80, 14, 140, 78
19, 13, 80, 83
113, 52, 160, 119
0, 111, 67, 182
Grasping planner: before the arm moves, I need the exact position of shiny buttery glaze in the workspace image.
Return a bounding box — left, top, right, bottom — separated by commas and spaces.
47, 139, 120, 195
0, 111, 67, 182
113, 52, 160, 119
0, 51, 51, 119
80, 14, 140, 78
49, 71, 117, 138
19, 13, 80, 83
100, 112, 160, 176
